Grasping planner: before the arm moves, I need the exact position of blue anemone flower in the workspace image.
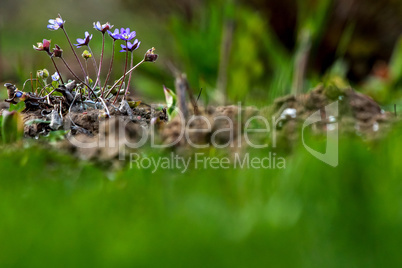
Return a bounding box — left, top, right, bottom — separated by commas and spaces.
94, 21, 113, 33
51, 72, 60, 82
74, 32, 92, 48
119, 28, 136, 41
107, 29, 121, 40
120, 39, 140, 52
15, 91, 23, 98
47, 16, 65, 30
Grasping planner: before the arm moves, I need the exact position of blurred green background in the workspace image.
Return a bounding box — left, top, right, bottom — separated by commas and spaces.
1, 125, 402, 267
1, 0, 402, 267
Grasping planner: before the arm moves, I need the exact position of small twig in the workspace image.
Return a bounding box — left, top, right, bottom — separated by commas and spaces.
98, 97, 110, 118
68, 93, 80, 127
395, 104, 397, 117
22, 78, 39, 92
175, 73, 189, 120
59, 99, 63, 119
193, 88, 203, 115
175, 73, 199, 116
197, 87, 203, 102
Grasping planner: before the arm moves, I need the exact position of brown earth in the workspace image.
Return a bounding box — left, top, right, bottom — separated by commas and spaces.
1, 86, 397, 161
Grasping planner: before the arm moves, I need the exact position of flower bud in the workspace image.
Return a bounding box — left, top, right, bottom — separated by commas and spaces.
36, 69, 49, 79
82, 50, 92, 60
42, 69, 49, 78
144, 47, 158, 62
52, 45, 63, 58
36, 70, 43, 78
33, 39, 51, 55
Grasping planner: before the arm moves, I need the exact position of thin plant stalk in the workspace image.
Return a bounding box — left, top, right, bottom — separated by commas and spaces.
39, 85, 51, 96
60, 57, 97, 98
88, 45, 99, 87
84, 59, 90, 85
112, 40, 129, 105
50, 57, 65, 84
101, 39, 116, 98
62, 27, 87, 81
105, 58, 145, 99
60, 57, 82, 82
96, 33, 105, 90
36, 80, 46, 96
22, 78, 38, 92
124, 52, 134, 100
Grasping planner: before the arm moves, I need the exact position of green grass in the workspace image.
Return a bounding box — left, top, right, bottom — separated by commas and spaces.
1, 123, 402, 267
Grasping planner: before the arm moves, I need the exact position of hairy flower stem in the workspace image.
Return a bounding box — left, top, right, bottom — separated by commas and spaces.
112, 41, 129, 105
62, 27, 87, 82
60, 57, 82, 83
85, 60, 90, 84
96, 34, 105, 90
60, 57, 97, 99
101, 40, 116, 98
50, 57, 64, 84
105, 59, 145, 99
88, 45, 99, 86
124, 52, 134, 100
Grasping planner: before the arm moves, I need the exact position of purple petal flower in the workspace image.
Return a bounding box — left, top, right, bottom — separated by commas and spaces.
47, 15, 65, 30
119, 28, 136, 41
74, 31, 93, 48
94, 21, 113, 33
107, 29, 121, 40
120, 39, 140, 52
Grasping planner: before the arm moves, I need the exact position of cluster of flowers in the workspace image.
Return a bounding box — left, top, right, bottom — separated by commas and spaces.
32, 14, 157, 105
